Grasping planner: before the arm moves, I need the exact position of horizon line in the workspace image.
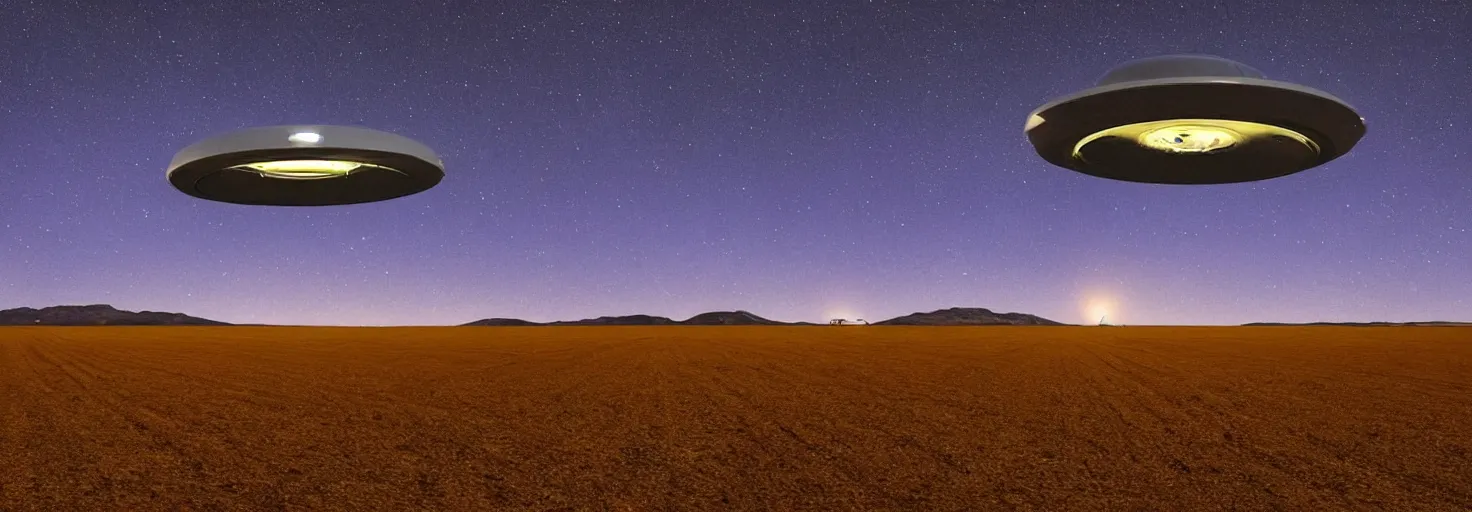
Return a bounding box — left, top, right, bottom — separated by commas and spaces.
4, 304, 1469, 328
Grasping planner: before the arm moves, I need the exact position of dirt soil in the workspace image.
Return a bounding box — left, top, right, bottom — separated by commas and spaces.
1, 326, 1469, 511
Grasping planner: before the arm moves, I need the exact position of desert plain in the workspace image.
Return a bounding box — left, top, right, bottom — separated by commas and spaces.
1, 325, 1469, 511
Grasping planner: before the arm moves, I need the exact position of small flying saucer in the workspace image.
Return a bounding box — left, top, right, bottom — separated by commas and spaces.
167, 125, 444, 206
1024, 54, 1366, 184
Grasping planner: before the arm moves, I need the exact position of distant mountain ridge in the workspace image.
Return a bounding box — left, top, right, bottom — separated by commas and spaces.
548, 314, 679, 326
12, 304, 1466, 327
3, 304, 1089, 327
872, 307, 1065, 326
465, 311, 785, 326
462, 308, 1065, 326
11, 303, 1468, 328
461, 318, 542, 327
683, 311, 785, 325
0, 304, 230, 326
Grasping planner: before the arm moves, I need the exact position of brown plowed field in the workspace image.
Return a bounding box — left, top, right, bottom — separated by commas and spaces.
1, 326, 1469, 511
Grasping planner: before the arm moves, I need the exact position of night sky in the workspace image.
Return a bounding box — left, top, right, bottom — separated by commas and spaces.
2, 0, 1468, 326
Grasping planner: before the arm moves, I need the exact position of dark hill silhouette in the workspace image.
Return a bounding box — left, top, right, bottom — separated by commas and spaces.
459, 312, 776, 326
462, 318, 542, 326
10, 304, 1462, 328
681, 310, 782, 325
0, 304, 230, 326
461, 307, 1063, 326
873, 307, 1065, 326
549, 314, 679, 326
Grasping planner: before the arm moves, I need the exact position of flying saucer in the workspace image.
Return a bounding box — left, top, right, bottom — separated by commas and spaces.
1024, 54, 1366, 184
167, 125, 444, 206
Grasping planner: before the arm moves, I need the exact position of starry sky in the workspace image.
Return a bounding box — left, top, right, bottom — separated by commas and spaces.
1, 0, 1468, 326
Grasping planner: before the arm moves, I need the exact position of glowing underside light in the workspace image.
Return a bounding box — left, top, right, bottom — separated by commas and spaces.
230, 160, 399, 180
287, 132, 323, 144
1072, 119, 1319, 157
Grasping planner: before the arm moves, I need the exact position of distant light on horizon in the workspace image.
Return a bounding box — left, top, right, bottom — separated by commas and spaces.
1083, 296, 1120, 325
823, 306, 863, 323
